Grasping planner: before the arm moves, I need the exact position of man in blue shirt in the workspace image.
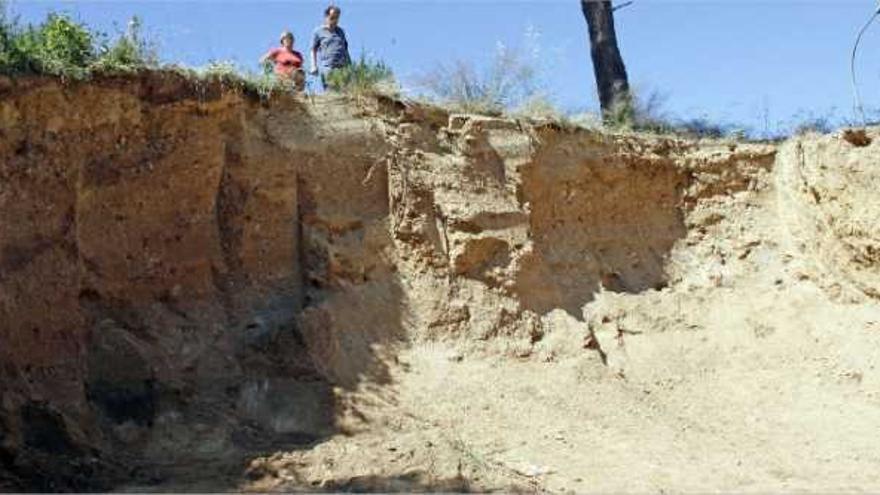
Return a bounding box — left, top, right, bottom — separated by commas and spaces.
309, 5, 352, 89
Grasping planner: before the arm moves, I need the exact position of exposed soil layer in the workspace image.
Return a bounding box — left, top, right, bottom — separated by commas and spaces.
1, 73, 879, 492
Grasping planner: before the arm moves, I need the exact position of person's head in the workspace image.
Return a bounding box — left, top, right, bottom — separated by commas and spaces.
279, 31, 294, 49
324, 5, 341, 28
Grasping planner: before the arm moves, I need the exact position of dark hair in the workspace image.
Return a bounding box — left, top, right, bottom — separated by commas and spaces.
325, 5, 341, 17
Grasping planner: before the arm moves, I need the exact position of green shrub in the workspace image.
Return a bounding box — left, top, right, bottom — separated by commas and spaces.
0, 11, 161, 78
601, 88, 742, 139
94, 16, 158, 72
325, 53, 394, 94
0, 12, 95, 77
0, 15, 31, 74
36, 13, 94, 76
0, 15, 15, 70
603, 91, 638, 128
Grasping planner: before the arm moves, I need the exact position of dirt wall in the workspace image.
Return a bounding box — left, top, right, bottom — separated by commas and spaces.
5, 73, 867, 491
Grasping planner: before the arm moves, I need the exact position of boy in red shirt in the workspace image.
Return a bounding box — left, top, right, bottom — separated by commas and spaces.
261, 31, 306, 91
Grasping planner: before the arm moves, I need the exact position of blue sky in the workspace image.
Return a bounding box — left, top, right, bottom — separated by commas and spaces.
7, 0, 880, 134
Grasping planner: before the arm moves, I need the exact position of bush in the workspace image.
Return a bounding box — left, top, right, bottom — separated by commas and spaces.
0, 15, 16, 71
603, 92, 638, 128
600, 87, 665, 131
0, 12, 95, 77
601, 87, 743, 139
94, 16, 158, 72
40, 13, 94, 70
418, 43, 538, 114
0, 11, 162, 78
0, 17, 35, 74
325, 53, 394, 94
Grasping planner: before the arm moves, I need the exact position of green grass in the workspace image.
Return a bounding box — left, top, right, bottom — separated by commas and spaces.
324, 52, 395, 95
193, 61, 288, 100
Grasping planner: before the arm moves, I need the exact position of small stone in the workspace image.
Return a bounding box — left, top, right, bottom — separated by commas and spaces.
517, 464, 555, 477
842, 128, 872, 147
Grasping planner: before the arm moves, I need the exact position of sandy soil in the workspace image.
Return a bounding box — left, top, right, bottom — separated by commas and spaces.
3, 77, 880, 492
241, 131, 880, 493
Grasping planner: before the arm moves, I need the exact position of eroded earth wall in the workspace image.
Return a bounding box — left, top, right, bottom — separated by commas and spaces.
5, 73, 873, 490
0, 74, 394, 489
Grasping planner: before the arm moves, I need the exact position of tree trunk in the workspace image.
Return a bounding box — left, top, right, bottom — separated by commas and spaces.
581, 0, 632, 120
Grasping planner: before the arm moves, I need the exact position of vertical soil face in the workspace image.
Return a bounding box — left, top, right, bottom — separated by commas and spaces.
0, 76, 340, 489
516, 134, 688, 316
1, 73, 797, 490
777, 135, 880, 301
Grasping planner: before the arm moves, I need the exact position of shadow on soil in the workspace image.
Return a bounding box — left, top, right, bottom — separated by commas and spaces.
0, 84, 409, 492
515, 134, 688, 318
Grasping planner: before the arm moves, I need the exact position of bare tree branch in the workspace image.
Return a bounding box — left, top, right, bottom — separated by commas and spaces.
613, 1, 635, 12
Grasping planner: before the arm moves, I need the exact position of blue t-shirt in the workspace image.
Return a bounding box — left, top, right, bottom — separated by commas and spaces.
311, 26, 351, 72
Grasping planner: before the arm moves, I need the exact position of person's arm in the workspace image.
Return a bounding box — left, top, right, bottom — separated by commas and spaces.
310, 47, 319, 74
260, 47, 278, 65
340, 28, 352, 65
309, 30, 320, 74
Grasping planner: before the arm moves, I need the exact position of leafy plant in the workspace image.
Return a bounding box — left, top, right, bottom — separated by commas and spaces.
0, 11, 95, 77
36, 13, 95, 76
94, 16, 158, 72
0, 9, 16, 71
0, 14, 34, 74
0, 10, 163, 78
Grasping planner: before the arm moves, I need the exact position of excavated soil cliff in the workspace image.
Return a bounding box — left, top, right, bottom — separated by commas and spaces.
2, 73, 880, 492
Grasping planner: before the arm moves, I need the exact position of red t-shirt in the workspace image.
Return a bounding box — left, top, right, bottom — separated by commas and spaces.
266, 47, 303, 77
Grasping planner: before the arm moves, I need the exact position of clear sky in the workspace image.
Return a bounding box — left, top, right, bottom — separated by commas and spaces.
7, 0, 880, 134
